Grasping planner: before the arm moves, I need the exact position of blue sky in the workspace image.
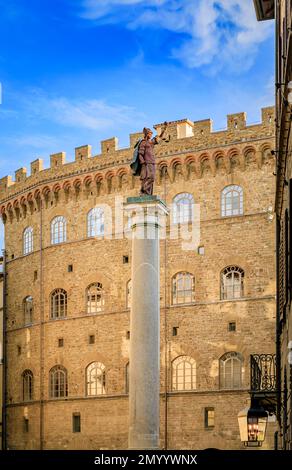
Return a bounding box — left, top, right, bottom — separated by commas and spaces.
0, 0, 275, 248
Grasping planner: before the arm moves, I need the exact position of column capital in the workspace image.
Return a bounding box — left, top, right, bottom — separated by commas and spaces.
124, 195, 169, 237
124, 195, 168, 215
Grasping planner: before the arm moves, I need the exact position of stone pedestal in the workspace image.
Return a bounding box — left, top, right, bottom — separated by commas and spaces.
124, 195, 168, 450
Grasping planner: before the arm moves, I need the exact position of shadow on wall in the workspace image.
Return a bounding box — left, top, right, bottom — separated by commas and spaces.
0, 220, 3, 250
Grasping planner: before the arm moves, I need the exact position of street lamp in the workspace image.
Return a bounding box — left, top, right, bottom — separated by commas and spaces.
238, 404, 268, 447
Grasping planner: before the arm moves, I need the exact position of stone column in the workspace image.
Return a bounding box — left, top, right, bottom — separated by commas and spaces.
124, 195, 168, 450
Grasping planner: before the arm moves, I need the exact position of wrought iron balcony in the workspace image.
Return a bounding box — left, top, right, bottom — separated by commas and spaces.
250, 354, 277, 413
250, 354, 276, 392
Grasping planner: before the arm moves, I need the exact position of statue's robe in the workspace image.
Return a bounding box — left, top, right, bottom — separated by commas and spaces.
137, 137, 160, 195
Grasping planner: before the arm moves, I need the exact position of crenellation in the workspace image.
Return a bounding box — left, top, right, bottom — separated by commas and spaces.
50, 152, 66, 168
0, 175, 14, 194
75, 145, 92, 162
177, 120, 194, 139
261, 106, 275, 125
129, 132, 143, 148
227, 112, 247, 131
155, 120, 178, 141
0, 107, 276, 207
15, 168, 27, 183
192, 119, 213, 137
30, 159, 44, 175
101, 137, 118, 155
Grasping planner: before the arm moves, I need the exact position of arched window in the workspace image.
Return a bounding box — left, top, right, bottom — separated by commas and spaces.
125, 362, 129, 394
126, 280, 132, 309
221, 266, 244, 300
51, 216, 66, 244
172, 356, 196, 391
86, 283, 104, 314
219, 352, 243, 389
173, 193, 194, 224
23, 296, 33, 325
23, 227, 33, 255
87, 207, 104, 237
172, 272, 195, 305
22, 370, 33, 401
86, 362, 106, 396
221, 185, 243, 217
50, 289, 67, 319
49, 365, 68, 398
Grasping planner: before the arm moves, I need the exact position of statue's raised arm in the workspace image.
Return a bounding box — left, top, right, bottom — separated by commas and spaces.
153, 121, 168, 144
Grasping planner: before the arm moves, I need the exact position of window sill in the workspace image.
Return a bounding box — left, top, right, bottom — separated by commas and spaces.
86, 235, 105, 240
171, 302, 196, 307
51, 241, 67, 246
49, 316, 68, 322
221, 214, 244, 219
219, 296, 248, 302
49, 396, 69, 400
172, 221, 193, 226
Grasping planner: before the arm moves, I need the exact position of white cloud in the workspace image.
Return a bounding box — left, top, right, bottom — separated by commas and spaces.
80, 0, 165, 20
79, 0, 274, 71
11, 134, 61, 149
22, 89, 145, 130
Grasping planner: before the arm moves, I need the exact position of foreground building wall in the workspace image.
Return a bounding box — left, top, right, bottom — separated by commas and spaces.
274, 0, 292, 450
0, 108, 277, 449
254, 0, 292, 450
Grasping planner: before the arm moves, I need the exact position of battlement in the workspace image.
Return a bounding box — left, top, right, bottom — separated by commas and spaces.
0, 106, 275, 201
50, 152, 66, 168
0, 175, 14, 191
129, 132, 143, 147
15, 167, 27, 183
101, 138, 118, 155
31, 159, 44, 175
75, 145, 92, 161
227, 112, 247, 130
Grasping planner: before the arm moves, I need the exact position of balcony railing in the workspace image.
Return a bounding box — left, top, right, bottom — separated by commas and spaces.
250, 354, 277, 392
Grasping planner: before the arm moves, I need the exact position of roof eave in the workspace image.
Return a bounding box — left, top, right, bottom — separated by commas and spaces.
253, 0, 275, 21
